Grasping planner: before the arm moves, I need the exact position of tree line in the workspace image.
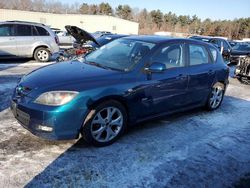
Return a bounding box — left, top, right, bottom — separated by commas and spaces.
1, 0, 249, 39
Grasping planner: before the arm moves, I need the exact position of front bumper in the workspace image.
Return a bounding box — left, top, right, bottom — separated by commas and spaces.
230, 55, 247, 64
11, 98, 88, 140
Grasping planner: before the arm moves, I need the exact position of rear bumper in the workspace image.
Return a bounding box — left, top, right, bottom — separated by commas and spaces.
11, 99, 87, 140
50, 43, 60, 54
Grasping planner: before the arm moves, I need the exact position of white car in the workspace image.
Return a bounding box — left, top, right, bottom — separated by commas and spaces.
55, 30, 75, 45
0, 21, 59, 62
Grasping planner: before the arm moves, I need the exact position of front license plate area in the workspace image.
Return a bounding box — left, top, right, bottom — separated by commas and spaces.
11, 101, 17, 117
11, 101, 30, 126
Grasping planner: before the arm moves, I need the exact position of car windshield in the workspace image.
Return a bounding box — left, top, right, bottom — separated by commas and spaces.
232, 42, 250, 51
84, 38, 155, 71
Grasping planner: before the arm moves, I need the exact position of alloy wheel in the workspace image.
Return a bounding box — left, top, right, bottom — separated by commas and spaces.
91, 107, 123, 143
209, 86, 224, 109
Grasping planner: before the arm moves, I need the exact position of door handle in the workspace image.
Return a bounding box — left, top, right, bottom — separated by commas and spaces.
176, 74, 187, 80
9, 37, 15, 40
208, 70, 215, 75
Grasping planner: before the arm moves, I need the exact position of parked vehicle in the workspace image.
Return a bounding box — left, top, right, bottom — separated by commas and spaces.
190, 36, 232, 63
92, 31, 112, 38
0, 21, 59, 62
208, 38, 232, 63
230, 42, 250, 64
235, 56, 250, 85
189, 35, 212, 42
11, 36, 229, 146
57, 25, 127, 62
55, 30, 75, 45
228, 40, 239, 47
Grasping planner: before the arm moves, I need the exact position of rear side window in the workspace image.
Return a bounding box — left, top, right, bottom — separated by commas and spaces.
189, 44, 209, 65
0, 24, 14, 36
35, 26, 50, 36
208, 47, 217, 62
151, 43, 185, 68
16, 24, 32, 36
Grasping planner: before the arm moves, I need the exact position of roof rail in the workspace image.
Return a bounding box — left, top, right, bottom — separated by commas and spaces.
6, 20, 45, 26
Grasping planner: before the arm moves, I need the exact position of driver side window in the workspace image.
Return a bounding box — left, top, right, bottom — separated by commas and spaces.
151, 43, 185, 68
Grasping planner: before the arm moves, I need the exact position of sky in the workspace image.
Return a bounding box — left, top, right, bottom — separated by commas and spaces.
60, 0, 250, 21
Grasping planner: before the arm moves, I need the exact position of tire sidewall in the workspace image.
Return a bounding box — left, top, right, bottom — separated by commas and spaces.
206, 83, 225, 111
34, 47, 50, 62
82, 100, 127, 147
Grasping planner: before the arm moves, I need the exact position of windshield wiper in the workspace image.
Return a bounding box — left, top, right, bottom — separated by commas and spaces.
84, 61, 110, 69
84, 61, 124, 72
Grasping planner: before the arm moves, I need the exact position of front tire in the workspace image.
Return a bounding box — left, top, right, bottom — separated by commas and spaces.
81, 100, 127, 147
206, 83, 225, 111
34, 47, 51, 62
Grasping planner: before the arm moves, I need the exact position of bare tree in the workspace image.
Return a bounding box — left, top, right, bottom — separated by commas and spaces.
32, 0, 46, 12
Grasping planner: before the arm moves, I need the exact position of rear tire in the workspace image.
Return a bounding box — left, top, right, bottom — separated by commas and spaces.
206, 83, 225, 111
81, 100, 127, 147
34, 47, 50, 62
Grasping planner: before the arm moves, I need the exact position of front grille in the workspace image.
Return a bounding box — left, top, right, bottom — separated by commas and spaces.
16, 108, 30, 127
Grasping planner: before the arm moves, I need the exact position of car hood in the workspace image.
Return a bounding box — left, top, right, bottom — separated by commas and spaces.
65, 25, 100, 46
19, 60, 123, 95
231, 50, 250, 56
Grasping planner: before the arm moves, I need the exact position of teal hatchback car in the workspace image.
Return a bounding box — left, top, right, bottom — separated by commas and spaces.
11, 36, 229, 146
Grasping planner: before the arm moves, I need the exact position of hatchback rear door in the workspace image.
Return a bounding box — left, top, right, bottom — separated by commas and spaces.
186, 42, 216, 106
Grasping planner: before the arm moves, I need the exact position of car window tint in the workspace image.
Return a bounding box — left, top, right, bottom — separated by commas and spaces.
151, 43, 185, 68
31, 26, 39, 36
189, 44, 209, 65
16, 24, 32, 36
36, 26, 50, 36
208, 47, 217, 62
0, 25, 14, 36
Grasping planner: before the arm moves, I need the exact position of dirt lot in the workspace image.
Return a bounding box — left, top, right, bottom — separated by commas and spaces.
0, 60, 250, 188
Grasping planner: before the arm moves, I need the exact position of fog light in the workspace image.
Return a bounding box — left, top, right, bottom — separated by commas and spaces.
37, 125, 53, 132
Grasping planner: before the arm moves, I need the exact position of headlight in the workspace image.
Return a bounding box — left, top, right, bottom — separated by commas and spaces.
34, 91, 79, 106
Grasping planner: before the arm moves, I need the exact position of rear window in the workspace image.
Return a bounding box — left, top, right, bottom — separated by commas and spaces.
35, 26, 50, 36
208, 47, 217, 62
0, 24, 14, 36
16, 24, 32, 36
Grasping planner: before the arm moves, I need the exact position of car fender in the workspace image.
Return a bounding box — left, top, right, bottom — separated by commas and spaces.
31, 41, 53, 55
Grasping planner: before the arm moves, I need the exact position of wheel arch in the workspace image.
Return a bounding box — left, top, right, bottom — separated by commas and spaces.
32, 45, 50, 58
87, 95, 130, 116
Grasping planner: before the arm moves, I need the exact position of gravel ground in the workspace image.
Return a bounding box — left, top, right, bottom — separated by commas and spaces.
0, 61, 249, 188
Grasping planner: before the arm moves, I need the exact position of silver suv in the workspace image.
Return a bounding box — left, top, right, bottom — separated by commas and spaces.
0, 21, 59, 62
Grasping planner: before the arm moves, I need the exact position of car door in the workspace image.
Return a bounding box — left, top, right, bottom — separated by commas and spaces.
14, 24, 34, 57
136, 42, 189, 117
0, 24, 18, 56
186, 42, 216, 106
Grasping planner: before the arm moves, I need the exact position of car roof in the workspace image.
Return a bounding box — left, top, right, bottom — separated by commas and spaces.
1, 21, 46, 27
101, 34, 128, 39
123, 35, 214, 46
123, 35, 174, 43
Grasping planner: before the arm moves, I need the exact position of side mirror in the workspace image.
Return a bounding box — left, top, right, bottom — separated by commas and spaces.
145, 62, 166, 73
